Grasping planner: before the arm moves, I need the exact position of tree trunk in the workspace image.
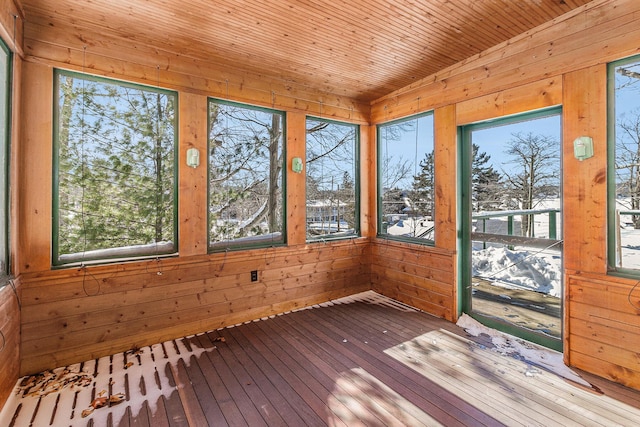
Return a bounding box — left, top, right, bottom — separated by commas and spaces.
268, 114, 281, 232
155, 92, 164, 242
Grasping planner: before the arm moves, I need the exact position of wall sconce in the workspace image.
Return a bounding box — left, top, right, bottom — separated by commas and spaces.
292, 157, 304, 173
186, 148, 200, 168
573, 136, 594, 161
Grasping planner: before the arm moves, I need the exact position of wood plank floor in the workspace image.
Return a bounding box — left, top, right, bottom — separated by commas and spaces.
1, 291, 640, 426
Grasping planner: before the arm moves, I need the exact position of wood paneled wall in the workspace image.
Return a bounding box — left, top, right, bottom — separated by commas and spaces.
0, 0, 23, 411
371, 0, 639, 123
370, 0, 640, 390
0, 284, 20, 413
371, 242, 456, 321
15, 25, 373, 376
23, 18, 370, 125
20, 241, 370, 374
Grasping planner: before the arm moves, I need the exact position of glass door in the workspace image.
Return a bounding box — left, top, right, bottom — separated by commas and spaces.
459, 108, 563, 350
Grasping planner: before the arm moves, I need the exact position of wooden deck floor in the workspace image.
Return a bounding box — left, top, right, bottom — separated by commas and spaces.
2, 291, 640, 426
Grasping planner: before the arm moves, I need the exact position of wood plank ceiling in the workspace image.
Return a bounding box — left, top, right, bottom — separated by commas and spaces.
19, 0, 593, 102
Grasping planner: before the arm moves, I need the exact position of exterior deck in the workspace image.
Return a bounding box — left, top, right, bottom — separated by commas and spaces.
2, 291, 639, 427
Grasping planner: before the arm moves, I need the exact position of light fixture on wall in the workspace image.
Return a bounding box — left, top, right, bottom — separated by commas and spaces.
186, 148, 200, 168
573, 136, 594, 161
292, 157, 303, 173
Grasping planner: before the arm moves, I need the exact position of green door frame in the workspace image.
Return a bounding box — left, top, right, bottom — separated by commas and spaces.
457, 107, 563, 352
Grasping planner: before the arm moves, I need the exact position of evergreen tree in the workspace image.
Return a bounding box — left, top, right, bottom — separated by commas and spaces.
57, 74, 176, 259
411, 152, 434, 219
472, 143, 503, 212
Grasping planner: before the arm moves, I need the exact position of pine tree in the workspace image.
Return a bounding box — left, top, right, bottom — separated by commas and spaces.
472, 143, 503, 212
411, 152, 434, 219
56, 74, 176, 259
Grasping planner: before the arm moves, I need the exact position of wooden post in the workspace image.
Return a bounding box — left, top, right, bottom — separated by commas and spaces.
286, 112, 306, 246
178, 93, 208, 257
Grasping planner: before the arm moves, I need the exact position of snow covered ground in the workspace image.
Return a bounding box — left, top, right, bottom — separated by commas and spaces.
385, 217, 434, 240
472, 246, 562, 297
472, 198, 562, 297
471, 197, 640, 296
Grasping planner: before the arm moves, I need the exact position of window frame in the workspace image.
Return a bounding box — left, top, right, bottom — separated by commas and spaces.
458, 106, 564, 352
0, 38, 11, 283
305, 116, 360, 243
52, 69, 179, 267
376, 110, 436, 246
207, 98, 287, 252
607, 53, 640, 277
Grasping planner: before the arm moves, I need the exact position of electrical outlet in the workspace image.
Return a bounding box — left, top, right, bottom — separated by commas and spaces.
251, 270, 258, 282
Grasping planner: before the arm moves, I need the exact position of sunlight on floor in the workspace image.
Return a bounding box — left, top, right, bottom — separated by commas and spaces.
329, 368, 442, 427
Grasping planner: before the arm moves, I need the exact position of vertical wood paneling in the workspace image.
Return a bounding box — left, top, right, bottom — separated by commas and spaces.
286, 112, 306, 246
434, 105, 457, 252
18, 61, 51, 273
562, 65, 608, 274
178, 93, 208, 257
561, 67, 623, 382
434, 105, 458, 318
359, 125, 375, 238
8, 0, 640, 397
368, 2, 640, 392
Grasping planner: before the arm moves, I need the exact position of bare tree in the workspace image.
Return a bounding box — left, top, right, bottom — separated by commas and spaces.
379, 123, 415, 217
208, 102, 283, 243
502, 132, 559, 237
305, 119, 356, 236
616, 109, 640, 228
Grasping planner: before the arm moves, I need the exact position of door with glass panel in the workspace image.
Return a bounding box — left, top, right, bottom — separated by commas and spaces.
459, 108, 563, 350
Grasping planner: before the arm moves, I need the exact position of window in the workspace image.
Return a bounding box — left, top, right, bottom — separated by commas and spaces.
53, 71, 178, 266
306, 117, 359, 241
0, 39, 10, 280
208, 99, 285, 250
609, 55, 640, 273
377, 112, 435, 243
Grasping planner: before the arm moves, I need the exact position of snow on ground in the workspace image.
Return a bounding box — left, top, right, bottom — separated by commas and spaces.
456, 314, 591, 388
472, 198, 562, 297
472, 246, 562, 297
470, 197, 640, 295
386, 217, 434, 239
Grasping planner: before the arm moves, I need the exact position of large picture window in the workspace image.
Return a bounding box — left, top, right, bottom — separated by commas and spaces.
609, 55, 640, 273
0, 40, 10, 280
208, 99, 285, 250
377, 112, 435, 244
305, 117, 359, 241
53, 71, 178, 266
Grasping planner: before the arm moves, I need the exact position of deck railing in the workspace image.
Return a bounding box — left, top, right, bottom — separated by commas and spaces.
615, 209, 640, 267
473, 208, 560, 250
